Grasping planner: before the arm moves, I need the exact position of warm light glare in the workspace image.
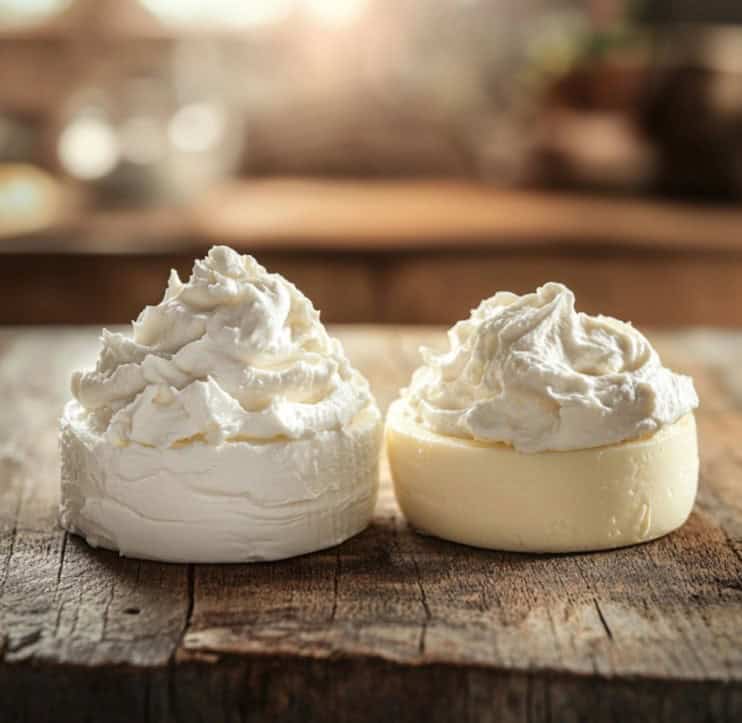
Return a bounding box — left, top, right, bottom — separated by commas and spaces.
139, 0, 368, 28
304, 0, 366, 26
226, 0, 293, 26
0, 177, 39, 216
168, 103, 226, 153
58, 117, 120, 180
139, 0, 293, 27
0, 0, 71, 25
139, 0, 210, 24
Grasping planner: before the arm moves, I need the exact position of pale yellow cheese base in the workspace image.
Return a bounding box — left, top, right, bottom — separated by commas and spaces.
386, 400, 699, 553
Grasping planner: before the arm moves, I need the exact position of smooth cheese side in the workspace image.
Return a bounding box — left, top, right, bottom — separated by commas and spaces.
386, 399, 698, 553
61, 400, 381, 563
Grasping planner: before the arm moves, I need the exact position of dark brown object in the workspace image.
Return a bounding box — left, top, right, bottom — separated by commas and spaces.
0, 326, 741, 722
643, 64, 742, 200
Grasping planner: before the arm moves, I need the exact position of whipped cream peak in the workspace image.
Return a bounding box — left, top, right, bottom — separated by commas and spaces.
72, 246, 376, 448
403, 282, 698, 453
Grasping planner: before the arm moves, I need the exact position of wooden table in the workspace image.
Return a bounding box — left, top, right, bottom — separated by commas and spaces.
1, 326, 741, 722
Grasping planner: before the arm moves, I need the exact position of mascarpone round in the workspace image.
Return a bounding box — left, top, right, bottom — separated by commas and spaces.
387, 399, 698, 553
389, 283, 700, 552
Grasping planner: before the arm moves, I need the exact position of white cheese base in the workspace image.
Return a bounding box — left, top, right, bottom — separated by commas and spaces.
60, 401, 382, 563
386, 400, 698, 553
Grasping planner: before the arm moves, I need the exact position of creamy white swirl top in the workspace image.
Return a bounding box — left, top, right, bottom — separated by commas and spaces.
402, 283, 698, 453
72, 245, 374, 448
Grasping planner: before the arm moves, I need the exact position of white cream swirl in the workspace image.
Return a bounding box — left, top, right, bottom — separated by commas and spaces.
72, 246, 376, 448
403, 283, 698, 453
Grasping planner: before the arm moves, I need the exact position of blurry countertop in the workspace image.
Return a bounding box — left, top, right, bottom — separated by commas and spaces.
2, 178, 742, 327
3, 178, 742, 253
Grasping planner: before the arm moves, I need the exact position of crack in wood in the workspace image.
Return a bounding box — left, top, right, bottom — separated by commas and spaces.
546, 610, 563, 661
172, 563, 195, 661
100, 582, 116, 642
184, 564, 195, 633
54, 531, 68, 594
410, 552, 431, 656
593, 600, 614, 642
7, 628, 42, 655
53, 599, 65, 639
0, 525, 17, 594
330, 549, 341, 623
417, 620, 428, 656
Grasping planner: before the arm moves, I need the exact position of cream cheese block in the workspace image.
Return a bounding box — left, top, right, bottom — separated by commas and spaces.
60, 246, 382, 562
387, 400, 698, 553
388, 282, 699, 553
61, 401, 380, 563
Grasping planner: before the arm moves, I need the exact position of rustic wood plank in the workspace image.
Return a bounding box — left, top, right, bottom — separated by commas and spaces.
0, 326, 741, 722
175, 326, 742, 715
0, 330, 191, 672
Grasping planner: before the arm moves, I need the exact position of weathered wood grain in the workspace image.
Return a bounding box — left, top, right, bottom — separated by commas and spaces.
0, 326, 741, 722
0, 331, 191, 673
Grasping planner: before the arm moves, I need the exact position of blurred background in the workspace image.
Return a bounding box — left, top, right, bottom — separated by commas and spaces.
1, 0, 742, 326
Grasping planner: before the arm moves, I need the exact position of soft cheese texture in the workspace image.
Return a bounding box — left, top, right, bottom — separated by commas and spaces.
403, 282, 698, 453
60, 403, 380, 562
60, 246, 381, 562
72, 245, 373, 447
387, 400, 698, 553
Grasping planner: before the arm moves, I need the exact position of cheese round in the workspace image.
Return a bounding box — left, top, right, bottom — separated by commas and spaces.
59, 246, 383, 563
386, 399, 698, 553
61, 401, 381, 563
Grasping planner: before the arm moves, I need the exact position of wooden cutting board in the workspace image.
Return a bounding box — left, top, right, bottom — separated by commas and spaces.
0, 326, 740, 722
